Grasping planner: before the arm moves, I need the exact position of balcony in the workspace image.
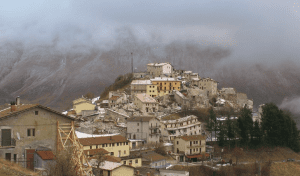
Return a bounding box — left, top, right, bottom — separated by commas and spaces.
149, 125, 160, 129
0, 138, 16, 148
187, 144, 205, 148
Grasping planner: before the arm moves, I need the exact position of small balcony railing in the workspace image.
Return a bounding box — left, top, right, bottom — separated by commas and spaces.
0, 138, 16, 148
149, 125, 160, 129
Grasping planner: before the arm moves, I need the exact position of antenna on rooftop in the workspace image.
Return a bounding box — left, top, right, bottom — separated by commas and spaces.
131, 52, 133, 73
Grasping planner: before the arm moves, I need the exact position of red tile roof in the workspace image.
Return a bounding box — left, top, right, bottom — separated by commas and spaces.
79, 135, 129, 146
36, 151, 55, 160
186, 153, 209, 159
0, 104, 76, 121
143, 153, 166, 162
84, 148, 109, 156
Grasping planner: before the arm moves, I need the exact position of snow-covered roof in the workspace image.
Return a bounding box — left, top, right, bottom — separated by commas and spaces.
75, 131, 120, 138
150, 77, 176, 81
147, 63, 170, 66
131, 80, 152, 85
129, 139, 145, 142
135, 93, 157, 103
92, 96, 100, 104
62, 111, 68, 115
184, 71, 192, 74
161, 115, 198, 124
89, 160, 123, 170
163, 143, 173, 146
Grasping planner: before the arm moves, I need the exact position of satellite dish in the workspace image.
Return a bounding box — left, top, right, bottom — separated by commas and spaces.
16, 132, 20, 140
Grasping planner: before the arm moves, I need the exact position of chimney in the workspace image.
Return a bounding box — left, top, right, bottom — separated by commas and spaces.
11, 103, 16, 112
147, 172, 150, 176
16, 96, 20, 105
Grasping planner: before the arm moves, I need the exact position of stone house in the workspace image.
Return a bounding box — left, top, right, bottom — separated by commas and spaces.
73, 97, 96, 115
150, 77, 181, 97
0, 100, 76, 170
134, 93, 158, 114
34, 147, 55, 172
183, 71, 192, 81
142, 152, 169, 169
198, 78, 218, 97
160, 115, 203, 141
91, 160, 135, 176
173, 135, 207, 162
79, 135, 142, 168
147, 63, 173, 77
126, 116, 160, 145
131, 80, 152, 95
172, 90, 190, 109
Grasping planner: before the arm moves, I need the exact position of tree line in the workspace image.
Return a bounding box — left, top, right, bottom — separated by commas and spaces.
206, 103, 300, 152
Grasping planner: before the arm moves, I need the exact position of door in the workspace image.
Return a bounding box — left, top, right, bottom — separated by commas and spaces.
26, 149, 35, 170
1, 129, 11, 146
5, 153, 11, 161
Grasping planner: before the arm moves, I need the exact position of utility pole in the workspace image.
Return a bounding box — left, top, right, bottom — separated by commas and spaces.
131, 52, 133, 73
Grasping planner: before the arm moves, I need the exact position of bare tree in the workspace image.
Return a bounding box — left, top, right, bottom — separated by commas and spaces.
154, 143, 167, 156
47, 146, 79, 176
93, 151, 107, 176
84, 92, 95, 99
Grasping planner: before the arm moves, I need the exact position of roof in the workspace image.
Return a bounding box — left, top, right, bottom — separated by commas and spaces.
184, 71, 192, 74
147, 63, 170, 66
180, 135, 206, 141
79, 135, 129, 146
36, 151, 55, 160
84, 148, 109, 156
75, 131, 120, 138
150, 77, 177, 81
105, 155, 122, 162
109, 96, 120, 101
143, 153, 166, 162
131, 80, 152, 85
135, 93, 157, 103
127, 116, 156, 122
186, 153, 209, 159
0, 104, 76, 121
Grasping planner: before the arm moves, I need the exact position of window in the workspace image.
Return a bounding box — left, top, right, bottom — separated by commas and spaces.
124, 161, 126, 164
137, 123, 139, 126
135, 159, 138, 163
96, 145, 98, 149
102, 144, 105, 147
14, 154, 17, 163
117, 143, 119, 146
112, 143, 115, 147
90, 146, 92, 149
177, 141, 179, 145
137, 129, 139, 132
129, 160, 132, 164
200, 148, 202, 153
27, 128, 35, 137
35, 111, 38, 115
126, 142, 128, 145
111, 152, 114, 156
124, 150, 126, 154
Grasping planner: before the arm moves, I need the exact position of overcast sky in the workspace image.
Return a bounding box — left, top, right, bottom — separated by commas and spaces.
1, 0, 300, 65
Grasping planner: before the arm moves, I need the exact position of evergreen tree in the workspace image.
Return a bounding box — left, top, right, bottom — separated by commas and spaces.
206, 108, 217, 142
252, 120, 262, 146
238, 105, 253, 148
218, 121, 226, 147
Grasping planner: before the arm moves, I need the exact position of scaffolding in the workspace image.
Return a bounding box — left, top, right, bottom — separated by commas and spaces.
57, 121, 93, 176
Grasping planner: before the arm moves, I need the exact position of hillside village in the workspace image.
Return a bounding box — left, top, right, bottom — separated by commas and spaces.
0, 62, 280, 176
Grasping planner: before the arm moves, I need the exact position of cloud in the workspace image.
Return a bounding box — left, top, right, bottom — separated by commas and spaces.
279, 97, 300, 115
